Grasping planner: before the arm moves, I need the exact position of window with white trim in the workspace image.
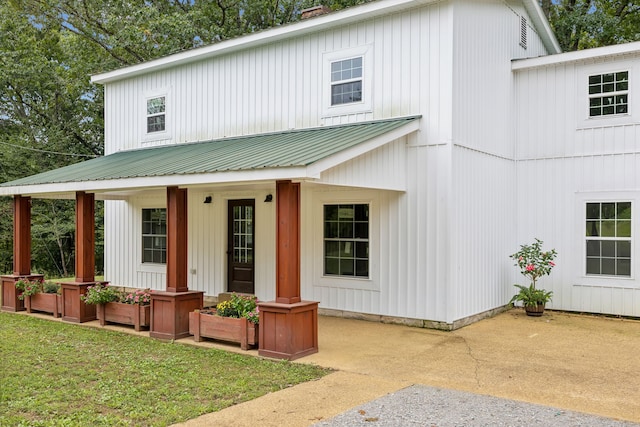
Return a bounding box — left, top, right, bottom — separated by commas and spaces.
146, 96, 166, 133
324, 204, 369, 277
585, 202, 631, 276
588, 71, 629, 117
330, 57, 363, 106
142, 208, 167, 264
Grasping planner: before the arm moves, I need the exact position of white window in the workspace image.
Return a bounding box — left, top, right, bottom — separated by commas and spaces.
142, 208, 166, 264
585, 202, 631, 276
588, 71, 629, 117
146, 96, 166, 133
322, 46, 372, 117
323, 204, 369, 277
331, 57, 363, 106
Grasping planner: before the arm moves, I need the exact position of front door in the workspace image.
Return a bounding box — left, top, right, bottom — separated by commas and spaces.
227, 199, 255, 294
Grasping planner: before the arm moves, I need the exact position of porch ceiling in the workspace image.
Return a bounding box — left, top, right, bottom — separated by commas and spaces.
0, 116, 420, 199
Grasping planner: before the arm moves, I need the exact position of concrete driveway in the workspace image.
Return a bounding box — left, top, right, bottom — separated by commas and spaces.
175, 309, 640, 426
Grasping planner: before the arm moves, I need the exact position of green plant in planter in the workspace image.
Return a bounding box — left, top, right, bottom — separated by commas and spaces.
509, 238, 557, 308
42, 281, 61, 294
15, 279, 44, 300
80, 283, 121, 305
216, 293, 260, 324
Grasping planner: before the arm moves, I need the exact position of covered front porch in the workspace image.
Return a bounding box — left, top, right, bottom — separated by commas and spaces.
0, 116, 420, 360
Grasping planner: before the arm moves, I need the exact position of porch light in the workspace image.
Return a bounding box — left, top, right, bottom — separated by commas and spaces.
264, 194, 273, 202
203, 196, 212, 204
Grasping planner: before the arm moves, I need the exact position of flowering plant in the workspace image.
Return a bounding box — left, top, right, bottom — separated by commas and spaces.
216, 293, 259, 324
15, 278, 45, 300
80, 283, 120, 305
122, 289, 152, 305
509, 239, 557, 307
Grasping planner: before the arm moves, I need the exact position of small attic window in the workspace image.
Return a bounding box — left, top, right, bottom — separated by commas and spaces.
519, 16, 527, 49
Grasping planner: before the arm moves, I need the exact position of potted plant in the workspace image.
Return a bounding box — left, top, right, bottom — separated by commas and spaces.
22, 280, 62, 318
83, 285, 152, 331
509, 238, 557, 316
189, 293, 259, 350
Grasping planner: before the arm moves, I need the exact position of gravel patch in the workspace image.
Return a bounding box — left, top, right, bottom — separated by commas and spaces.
313, 385, 640, 427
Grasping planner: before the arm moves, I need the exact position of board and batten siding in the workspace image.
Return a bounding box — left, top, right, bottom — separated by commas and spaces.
102, 0, 558, 325
514, 52, 640, 317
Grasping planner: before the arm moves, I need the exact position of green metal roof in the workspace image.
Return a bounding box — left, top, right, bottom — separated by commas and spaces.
1, 116, 419, 188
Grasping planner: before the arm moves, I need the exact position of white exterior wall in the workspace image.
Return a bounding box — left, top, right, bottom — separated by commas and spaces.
514, 52, 640, 317
102, 0, 558, 325
447, 0, 549, 321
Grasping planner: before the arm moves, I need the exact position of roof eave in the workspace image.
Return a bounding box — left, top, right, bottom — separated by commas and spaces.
522, 0, 561, 55
91, 0, 438, 85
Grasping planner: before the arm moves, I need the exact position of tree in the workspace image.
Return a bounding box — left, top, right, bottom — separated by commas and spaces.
541, 0, 640, 51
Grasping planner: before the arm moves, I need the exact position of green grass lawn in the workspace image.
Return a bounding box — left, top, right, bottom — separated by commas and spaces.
0, 313, 329, 426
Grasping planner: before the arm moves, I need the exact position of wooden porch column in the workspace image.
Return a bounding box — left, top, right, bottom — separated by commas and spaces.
75, 191, 95, 283
258, 180, 318, 360
13, 195, 32, 276
150, 186, 203, 340
1, 195, 43, 312
166, 186, 188, 293
60, 191, 100, 323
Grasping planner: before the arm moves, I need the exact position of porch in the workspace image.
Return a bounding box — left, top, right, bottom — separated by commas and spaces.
0, 117, 420, 360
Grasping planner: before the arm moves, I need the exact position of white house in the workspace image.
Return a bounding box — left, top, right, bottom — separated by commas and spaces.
1, 0, 638, 349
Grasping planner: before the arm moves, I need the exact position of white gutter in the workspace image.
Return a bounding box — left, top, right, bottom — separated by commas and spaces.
513, 40, 640, 71
522, 0, 561, 54
91, 0, 438, 84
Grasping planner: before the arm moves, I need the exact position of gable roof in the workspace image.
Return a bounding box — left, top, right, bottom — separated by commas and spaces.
92, 0, 560, 84
0, 116, 420, 197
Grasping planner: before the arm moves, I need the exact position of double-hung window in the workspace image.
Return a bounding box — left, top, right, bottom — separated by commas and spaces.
585, 202, 631, 276
146, 96, 166, 133
330, 57, 363, 106
588, 71, 629, 117
142, 208, 167, 264
324, 204, 369, 277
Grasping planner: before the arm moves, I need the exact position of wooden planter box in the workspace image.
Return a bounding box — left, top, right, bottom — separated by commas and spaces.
97, 302, 151, 331
25, 293, 62, 318
189, 311, 258, 350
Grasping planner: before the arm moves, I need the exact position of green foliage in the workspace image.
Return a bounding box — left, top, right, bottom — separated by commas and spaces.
0, 313, 329, 426
541, 0, 640, 51
15, 278, 44, 299
42, 281, 61, 294
80, 283, 120, 305
510, 284, 554, 307
509, 239, 557, 308
217, 293, 260, 324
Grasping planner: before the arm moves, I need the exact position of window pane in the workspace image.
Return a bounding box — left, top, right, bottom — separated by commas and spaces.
331, 81, 362, 105
617, 259, 631, 276
339, 241, 353, 257
338, 205, 354, 219
355, 241, 368, 258
601, 258, 616, 275
601, 240, 615, 257
142, 208, 166, 264
617, 220, 631, 237
325, 258, 339, 275
617, 202, 631, 219
586, 240, 600, 256
325, 205, 338, 221
325, 221, 339, 238
325, 241, 339, 257
355, 222, 368, 239
355, 260, 368, 277
586, 203, 600, 219
147, 115, 165, 133
586, 221, 600, 236
339, 222, 354, 238
600, 221, 615, 237
340, 259, 354, 276
147, 97, 165, 114
617, 241, 631, 258
586, 258, 600, 274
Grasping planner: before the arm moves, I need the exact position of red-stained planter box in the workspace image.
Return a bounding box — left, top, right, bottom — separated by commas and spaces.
96, 302, 151, 332
189, 311, 258, 350
25, 293, 62, 318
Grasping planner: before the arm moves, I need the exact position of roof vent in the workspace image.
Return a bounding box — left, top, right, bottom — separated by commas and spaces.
300, 5, 332, 19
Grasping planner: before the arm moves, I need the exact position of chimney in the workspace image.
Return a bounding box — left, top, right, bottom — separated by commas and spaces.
300, 5, 332, 19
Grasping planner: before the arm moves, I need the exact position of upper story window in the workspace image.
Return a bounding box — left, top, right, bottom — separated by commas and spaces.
331, 57, 363, 106
585, 202, 631, 276
142, 208, 166, 264
146, 96, 166, 133
588, 71, 628, 117
324, 204, 369, 278
322, 45, 372, 117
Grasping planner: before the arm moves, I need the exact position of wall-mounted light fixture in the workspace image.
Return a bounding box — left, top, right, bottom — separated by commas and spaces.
264, 194, 273, 203
203, 196, 212, 204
